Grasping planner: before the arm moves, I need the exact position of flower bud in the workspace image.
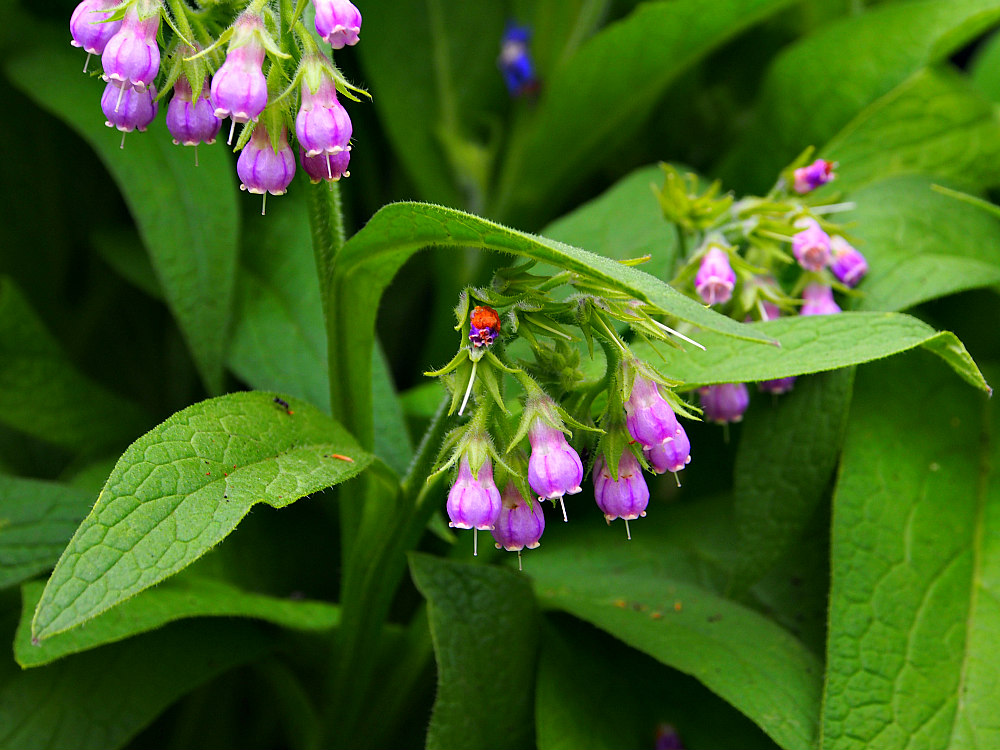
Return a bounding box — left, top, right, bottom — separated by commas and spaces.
625, 376, 679, 448
645, 423, 691, 475
313, 0, 362, 49
300, 149, 351, 183
593, 451, 649, 525
800, 283, 841, 316
101, 2, 160, 92
101, 80, 157, 132
166, 76, 221, 146
498, 22, 538, 97
793, 159, 835, 194
829, 236, 868, 287
237, 124, 296, 196
211, 13, 268, 126
492, 483, 545, 552
527, 419, 583, 501
699, 383, 749, 424
70, 0, 122, 57
295, 71, 352, 158
447, 456, 502, 531
791, 219, 831, 272
695, 246, 736, 305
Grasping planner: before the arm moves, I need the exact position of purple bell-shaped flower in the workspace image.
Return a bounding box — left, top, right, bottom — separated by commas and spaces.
70, 0, 122, 71
101, 1, 160, 92
237, 124, 296, 215
695, 246, 736, 305
300, 149, 351, 184
593, 451, 649, 539
527, 418, 583, 522
447, 456, 502, 556
313, 0, 362, 49
800, 283, 841, 316
625, 375, 680, 448
645, 423, 691, 477
829, 236, 868, 287
211, 11, 268, 143
492, 483, 545, 570
793, 159, 835, 194
699, 383, 749, 424
791, 219, 831, 272
166, 76, 221, 153
101, 80, 157, 147
295, 72, 352, 158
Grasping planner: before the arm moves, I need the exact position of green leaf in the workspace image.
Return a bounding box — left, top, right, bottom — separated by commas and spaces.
730, 368, 854, 592
527, 522, 823, 750
0, 476, 93, 590
328, 201, 775, 446
492, 0, 797, 224
0, 619, 271, 750
31, 391, 371, 641
971, 27, 1000, 102
15, 574, 339, 668
228, 197, 331, 412
0, 277, 149, 451
634, 312, 991, 395
536, 616, 778, 750
821, 352, 1000, 749
826, 67, 1000, 193
4, 32, 240, 393
541, 164, 681, 280
409, 553, 538, 750
840, 175, 1000, 312
719, 0, 1000, 189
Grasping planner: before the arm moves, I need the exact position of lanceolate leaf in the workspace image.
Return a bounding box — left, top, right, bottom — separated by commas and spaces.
32, 392, 371, 641
16, 575, 339, 668
327, 201, 775, 446
5, 33, 239, 394
0, 278, 149, 451
635, 312, 991, 395
822, 353, 1000, 749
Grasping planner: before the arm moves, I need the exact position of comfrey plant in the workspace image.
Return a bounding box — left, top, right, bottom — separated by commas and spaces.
68, 0, 366, 211
663, 152, 869, 425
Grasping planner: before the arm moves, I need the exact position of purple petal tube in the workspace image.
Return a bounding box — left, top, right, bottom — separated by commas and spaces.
70, 0, 122, 55
101, 4, 160, 91
101, 80, 157, 132
695, 246, 736, 305
699, 383, 749, 424
527, 419, 583, 500
237, 125, 296, 196
313, 0, 362, 49
829, 236, 868, 287
295, 77, 352, 157
593, 451, 649, 523
446, 457, 502, 531
300, 149, 351, 183
800, 283, 841, 316
791, 219, 831, 272
166, 76, 221, 146
646, 424, 691, 475
625, 376, 680, 448
211, 15, 267, 124
492, 483, 545, 552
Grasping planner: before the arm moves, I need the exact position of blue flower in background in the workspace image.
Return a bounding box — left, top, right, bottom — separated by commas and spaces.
498, 21, 538, 97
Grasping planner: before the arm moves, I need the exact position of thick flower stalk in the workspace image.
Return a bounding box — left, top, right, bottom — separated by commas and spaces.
313, 0, 362, 49
101, 0, 161, 94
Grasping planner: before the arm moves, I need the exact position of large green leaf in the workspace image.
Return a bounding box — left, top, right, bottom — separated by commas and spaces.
15, 574, 339, 668
719, 0, 1000, 189
327, 201, 775, 446
729, 368, 854, 593
0, 620, 270, 750
409, 553, 538, 750
822, 353, 1000, 749
826, 67, 1000, 194
4, 31, 240, 393
31, 391, 371, 641
635, 312, 991, 395
0, 278, 149, 451
491, 0, 797, 224
0, 476, 93, 590
541, 164, 680, 280
841, 175, 1000, 312
527, 521, 823, 750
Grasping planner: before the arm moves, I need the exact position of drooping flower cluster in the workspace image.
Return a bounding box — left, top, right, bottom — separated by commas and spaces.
68, 0, 367, 211
660, 148, 871, 424
429, 274, 700, 565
